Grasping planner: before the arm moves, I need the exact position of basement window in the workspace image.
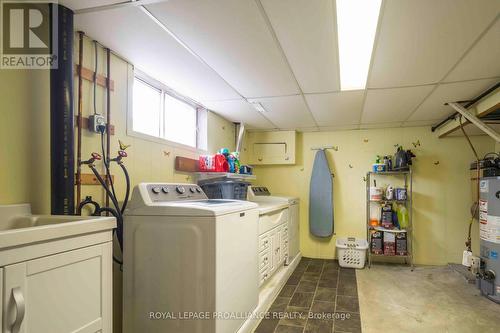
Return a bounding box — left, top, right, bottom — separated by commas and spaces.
132, 78, 161, 137
129, 71, 207, 150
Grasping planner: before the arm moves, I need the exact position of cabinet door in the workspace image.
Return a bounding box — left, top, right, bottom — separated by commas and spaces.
288, 204, 300, 259
267, 230, 276, 275
245, 131, 296, 165
2, 243, 112, 333
281, 222, 289, 264
272, 227, 282, 273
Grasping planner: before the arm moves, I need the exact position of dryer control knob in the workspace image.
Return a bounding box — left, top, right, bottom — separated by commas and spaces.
176, 186, 185, 194
152, 187, 161, 194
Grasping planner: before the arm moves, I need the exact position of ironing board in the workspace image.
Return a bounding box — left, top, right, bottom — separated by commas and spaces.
309, 149, 334, 237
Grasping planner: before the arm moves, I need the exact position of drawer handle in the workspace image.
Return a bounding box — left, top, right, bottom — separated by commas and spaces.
258, 158, 263, 162
11, 287, 25, 333
264, 257, 268, 262
264, 240, 268, 245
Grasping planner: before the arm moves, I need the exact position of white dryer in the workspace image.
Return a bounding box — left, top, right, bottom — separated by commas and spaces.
123, 183, 259, 333
248, 186, 300, 261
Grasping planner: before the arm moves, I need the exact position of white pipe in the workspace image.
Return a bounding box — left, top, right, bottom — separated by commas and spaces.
448, 102, 500, 143
236, 123, 245, 154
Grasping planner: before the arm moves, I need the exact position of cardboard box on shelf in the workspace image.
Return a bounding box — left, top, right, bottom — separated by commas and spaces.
371, 230, 383, 254
383, 232, 395, 256
396, 232, 408, 256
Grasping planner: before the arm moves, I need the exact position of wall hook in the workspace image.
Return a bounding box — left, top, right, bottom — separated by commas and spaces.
311, 146, 338, 151
434, 161, 440, 165
349, 164, 354, 169
412, 140, 421, 148
163, 151, 171, 157
394, 144, 401, 148
363, 139, 369, 143
363, 176, 367, 182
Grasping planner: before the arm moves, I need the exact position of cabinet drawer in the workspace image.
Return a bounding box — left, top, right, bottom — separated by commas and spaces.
259, 234, 271, 252
282, 224, 289, 235
259, 208, 288, 234
260, 266, 270, 285
260, 251, 271, 270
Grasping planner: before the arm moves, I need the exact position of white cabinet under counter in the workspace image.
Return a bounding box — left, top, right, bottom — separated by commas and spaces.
257, 205, 289, 286
0, 204, 115, 333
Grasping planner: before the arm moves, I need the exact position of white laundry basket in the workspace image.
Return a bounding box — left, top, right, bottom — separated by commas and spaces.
336, 237, 369, 269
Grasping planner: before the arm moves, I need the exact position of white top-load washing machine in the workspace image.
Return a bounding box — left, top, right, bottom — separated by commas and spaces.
123, 183, 259, 333
247, 186, 300, 263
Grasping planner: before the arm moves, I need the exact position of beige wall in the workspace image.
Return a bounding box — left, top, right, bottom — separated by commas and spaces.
246, 127, 496, 266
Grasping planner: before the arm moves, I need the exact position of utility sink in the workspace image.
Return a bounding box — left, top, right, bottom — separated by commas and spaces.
0, 204, 116, 251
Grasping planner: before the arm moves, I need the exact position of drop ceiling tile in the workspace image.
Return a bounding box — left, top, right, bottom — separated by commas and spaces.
75, 7, 240, 102
146, 0, 299, 98
260, 0, 340, 93
408, 78, 499, 121
361, 85, 435, 123
60, 0, 120, 11
445, 18, 500, 82
297, 126, 322, 132
318, 125, 360, 132
203, 99, 275, 129
401, 120, 438, 127
248, 95, 317, 129
305, 91, 364, 127
369, 0, 500, 88
359, 122, 403, 129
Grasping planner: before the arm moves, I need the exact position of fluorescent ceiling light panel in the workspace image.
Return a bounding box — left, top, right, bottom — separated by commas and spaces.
336, 0, 381, 90
250, 101, 267, 113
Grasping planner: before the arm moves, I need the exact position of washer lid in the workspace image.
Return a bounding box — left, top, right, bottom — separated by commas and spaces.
249, 195, 299, 204
126, 199, 258, 217
254, 202, 289, 215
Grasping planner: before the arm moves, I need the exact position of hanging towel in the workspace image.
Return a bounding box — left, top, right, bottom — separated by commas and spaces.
309, 149, 334, 237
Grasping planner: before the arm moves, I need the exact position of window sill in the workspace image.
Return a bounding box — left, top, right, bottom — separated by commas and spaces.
126, 129, 208, 155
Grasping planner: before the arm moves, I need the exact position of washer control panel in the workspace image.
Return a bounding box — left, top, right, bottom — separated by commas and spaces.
147, 183, 207, 201
249, 186, 271, 196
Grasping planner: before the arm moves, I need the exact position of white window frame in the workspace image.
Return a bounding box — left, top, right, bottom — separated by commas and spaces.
126, 66, 208, 153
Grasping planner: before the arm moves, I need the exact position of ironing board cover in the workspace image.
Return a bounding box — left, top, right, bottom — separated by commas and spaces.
309, 149, 334, 237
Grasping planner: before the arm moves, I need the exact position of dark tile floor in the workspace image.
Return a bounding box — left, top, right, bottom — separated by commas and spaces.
255, 257, 362, 333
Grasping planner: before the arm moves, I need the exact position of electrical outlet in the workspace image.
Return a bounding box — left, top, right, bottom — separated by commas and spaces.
462, 250, 472, 267
88, 114, 106, 133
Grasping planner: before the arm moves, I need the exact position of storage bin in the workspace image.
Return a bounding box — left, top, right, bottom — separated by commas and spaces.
336, 237, 369, 269
199, 180, 249, 200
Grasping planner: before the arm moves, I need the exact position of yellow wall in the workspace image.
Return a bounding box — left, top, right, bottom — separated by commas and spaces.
246, 127, 496, 265
0, 36, 235, 213
0, 34, 235, 333
73, 37, 235, 217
